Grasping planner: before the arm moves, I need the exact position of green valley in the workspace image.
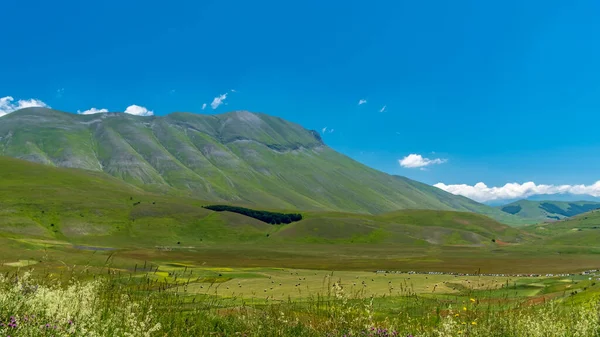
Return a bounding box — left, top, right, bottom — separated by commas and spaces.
1, 155, 598, 274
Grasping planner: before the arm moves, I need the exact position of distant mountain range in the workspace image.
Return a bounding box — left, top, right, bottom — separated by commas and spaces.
486, 194, 600, 206
0, 107, 527, 225
498, 199, 600, 222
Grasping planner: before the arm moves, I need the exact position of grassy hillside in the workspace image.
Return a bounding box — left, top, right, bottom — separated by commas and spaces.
499, 199, 600, 222
0, 107, 526, 225
525, 209, 600, 247
0, 156, 528, 249
274, 209, 529, 245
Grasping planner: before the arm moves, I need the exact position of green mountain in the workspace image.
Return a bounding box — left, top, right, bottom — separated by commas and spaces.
0, 156, 528, 247
499, 199, 600, 222
0, 107, 526, 225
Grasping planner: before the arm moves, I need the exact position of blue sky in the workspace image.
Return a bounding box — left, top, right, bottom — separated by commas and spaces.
2, 0, 600, 202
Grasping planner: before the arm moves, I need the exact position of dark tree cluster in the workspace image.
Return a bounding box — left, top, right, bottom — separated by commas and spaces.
203, 205, 302, 224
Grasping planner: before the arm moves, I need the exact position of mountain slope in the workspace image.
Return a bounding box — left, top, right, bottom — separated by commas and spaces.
0, 107, 526, 224
499, 199, 600, 222
0, 156, 529, 248
525, 209, 600, 247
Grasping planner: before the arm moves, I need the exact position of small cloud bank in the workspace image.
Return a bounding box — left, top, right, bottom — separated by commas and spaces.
358, 99, 367, 105
124, 105, 154, 116
211, 93, 228, 109
434, 181, 600, 203
78, 105, 153, 116
77, 108, 109, 115
399, 154, 447, 168
0, 96, 50, 117
202, 103, 207, 110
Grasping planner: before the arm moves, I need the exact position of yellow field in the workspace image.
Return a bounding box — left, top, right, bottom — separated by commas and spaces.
162, 266, 524, 300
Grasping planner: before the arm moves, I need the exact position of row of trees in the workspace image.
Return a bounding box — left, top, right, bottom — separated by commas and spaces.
203, 205, 302, 224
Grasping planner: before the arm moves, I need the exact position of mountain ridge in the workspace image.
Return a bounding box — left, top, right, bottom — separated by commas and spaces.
485, 193, 600, 206
0, 107, 528, 225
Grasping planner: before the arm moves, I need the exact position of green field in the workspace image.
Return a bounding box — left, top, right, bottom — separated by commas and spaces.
3, 247, 600, 337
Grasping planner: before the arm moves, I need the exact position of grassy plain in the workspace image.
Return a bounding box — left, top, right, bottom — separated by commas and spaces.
3, 248, 600, 337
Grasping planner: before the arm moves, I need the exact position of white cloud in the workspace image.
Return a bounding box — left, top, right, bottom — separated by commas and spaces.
56, 88, 65, 98
202, 103, 207, 110
379, 105, 387, 113
124, 104, 154, 116
77, 108, 109, 115
358, 99, 367, 105
211, 93, 228, 109
399, 153, 447, 168
231, 89, 237, 93
434, 181, 600, 203
321, 127, 335, 134
0, 96, 50, 117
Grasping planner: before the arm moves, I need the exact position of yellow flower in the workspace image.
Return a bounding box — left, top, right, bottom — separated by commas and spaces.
472, 321, 477, 325
455, 313, 460, 317
470, 298, 476, 302
463, 306, 467, 311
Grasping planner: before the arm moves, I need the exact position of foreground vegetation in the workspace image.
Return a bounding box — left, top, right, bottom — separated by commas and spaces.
2, 266, 600, 337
